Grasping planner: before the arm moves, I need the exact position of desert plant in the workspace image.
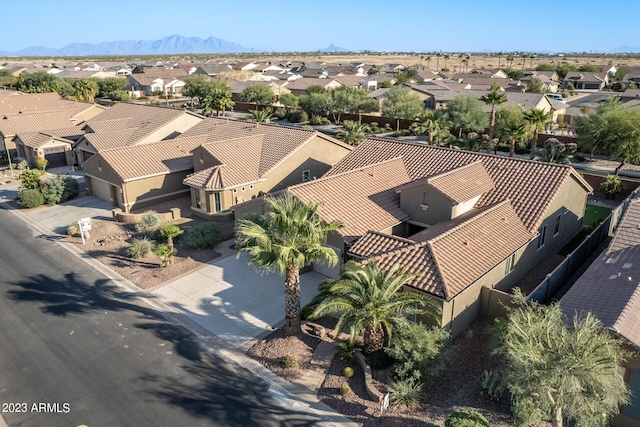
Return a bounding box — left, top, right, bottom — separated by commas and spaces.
186, 222, 221, 249
309, 115, 331, 125
481, 370, 505, 401
36, 156, 48, 171
41, 177, 66, 205
342, 367, 354, 378
126, 238, 154, 259
156, 223, 183, 247
61, 176, 79, 201
334, 340, 361, 361
387, 378, 423, 410
155, 243, 177, 267
17, 160, 28, 170
600, 174, 626, 198
339, 383, 351, 396
445, 410, 490, 427
17, 189, 44, 208
67, 220, 80, 236
281, 355, 299, 369
18, 168, 45, 190
136, 211, 161, 233
286, 110, 308, 123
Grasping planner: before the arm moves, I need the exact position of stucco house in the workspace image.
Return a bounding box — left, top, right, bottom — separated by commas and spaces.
560, 191, 640, 427
82, 118, 352, 213
14, 126, 84, 168
238, 138, 591, 336
564, 71, 610, 91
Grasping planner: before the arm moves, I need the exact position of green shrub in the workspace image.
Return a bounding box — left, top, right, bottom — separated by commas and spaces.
61, 176, 79, 201
155, 243, 177, 267
67, 220, 80, 236
187, 222, 221, 249
17, 189, 44, 208
302, 125, 313, 130
126, 238, 154, 259
444, 410, 489, 427
287, 110, 308, 123
19, 169, 45, 190
309, 115, 331, 125
480, 369, 505, 401
9, 163, 17, 170
392, 129, 412, 137
136, 211, 161, 233
17, 160, 28, 170
272, 107, 287, 120
36, 157, 48, 171
41, 177, 65, 205
387, 378, 423, 409
339, 383, 351, 396
281, 355, 299, 369
343, 367, 354, 378
335, 341, 361, 361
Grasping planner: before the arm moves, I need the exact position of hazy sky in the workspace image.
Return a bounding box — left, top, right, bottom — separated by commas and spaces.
2, 0, 638, 53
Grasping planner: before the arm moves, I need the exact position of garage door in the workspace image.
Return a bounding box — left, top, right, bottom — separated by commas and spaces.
44, 152, 67, 168
91, 178, 112, 203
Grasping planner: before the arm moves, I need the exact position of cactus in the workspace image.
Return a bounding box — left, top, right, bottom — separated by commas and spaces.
343, 367, 354, 378
339, 383, 351, 396
481, 370, 505, 401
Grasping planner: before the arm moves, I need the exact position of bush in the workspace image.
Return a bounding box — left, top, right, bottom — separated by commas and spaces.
302, 125, 313, 130
480, 370, 505, 401
61, 176, 79, 201
339, 383, 351, 396
36, 157, 48, 171
286, 110, 308, 123
17, 160, 28, 170
343, 367, 354, 378
126, 238, 154, 259
573, 152, 586, 162
41, 177, 66, 205
387, 378, 423, 409
67, 220, 80, 236
19, 169, 45, 190
309, 115, 331, 125
17, 189, 44, 208
155, 223, 183, 244
155, 243, 177, 267
392, 129, 412, 137
136, 211, 161, 233
281, 355, 299, 369
444, 410, 489, 427
600, 174, 626, 196
187, 222, 221, 249
335, 341, 361, 361
272, 107, 287, 120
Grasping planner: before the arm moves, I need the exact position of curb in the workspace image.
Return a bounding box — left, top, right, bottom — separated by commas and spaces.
0, 201, 357, 427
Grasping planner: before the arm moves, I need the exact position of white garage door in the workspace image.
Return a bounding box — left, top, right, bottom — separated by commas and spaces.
91, 178, 111, 203
313, 246, 342, 279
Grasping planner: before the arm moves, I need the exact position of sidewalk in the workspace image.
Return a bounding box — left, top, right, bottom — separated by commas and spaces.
0, 200, 357, 427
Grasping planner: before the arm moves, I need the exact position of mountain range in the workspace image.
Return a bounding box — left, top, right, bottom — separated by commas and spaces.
0, 35, 256, 57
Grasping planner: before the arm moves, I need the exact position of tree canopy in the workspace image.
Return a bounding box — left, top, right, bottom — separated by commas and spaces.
381, 87, 424, 129
445, 94, 489, 136
240, 84, 275, 105
526, 77, 545, 93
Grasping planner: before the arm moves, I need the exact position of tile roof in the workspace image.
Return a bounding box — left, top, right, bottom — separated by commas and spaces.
0, 111, 79, 136
366, 200, 534, 300
85, 134, 208, 181
348, 231, 416, 258
284, 77, 340, 91
323, 138, 589, 233
83, 129, 137, 151
289, 157, 412, 242
183, 135, 264, 189
561, 192, 640, 349
16, 126, 83, 148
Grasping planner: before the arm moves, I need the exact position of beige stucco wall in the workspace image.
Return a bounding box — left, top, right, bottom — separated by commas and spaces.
122, 172, 191, 212
400, 184, 453, 225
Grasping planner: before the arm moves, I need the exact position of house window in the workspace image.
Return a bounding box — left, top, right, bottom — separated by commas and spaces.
195, 189, 206, 209
302, 170, 311, 182
554, 215, 561, 236
537, 225, 547, 249
505, 253, 516, 274
213, 192, 221, 213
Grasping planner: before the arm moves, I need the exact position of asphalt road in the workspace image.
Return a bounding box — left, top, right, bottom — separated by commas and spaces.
0, 209, 324, 427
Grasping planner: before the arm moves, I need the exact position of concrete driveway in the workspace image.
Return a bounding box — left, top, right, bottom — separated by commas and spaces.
24, 195, 114, 234
152, 253, 327, 348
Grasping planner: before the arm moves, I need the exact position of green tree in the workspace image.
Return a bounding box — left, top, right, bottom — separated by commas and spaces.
395, 68, 419, 84
306, 261, 439, 353
526, 77, 545, 93
0, 69, 14, 87
236, 193, 344, 336
535, 63, 556, 72
576, 105, 640, 175
410, 110, 452, 145
336, 120, 371, 145
445, 94, 489, 137
556, 64, 577, 78
523, 108, 551, 159
16, 72, 73, 96
97, 77, 127, 98
279, 93, 298, 110
612, 65, 630, 82
494, 291, 629, 427
157, 223, 183, 261
240, 84, 275, 106
578, 64, 603, 72
182, 74, 213, 104
481, 86, 507, 149
19, 169, 45, 190
73, 78, 99, 102
201, 80, 234, 116
381, 87, 424, 130
299, 91, 331, 118
502, 121, 527, 157
505, 69, 524, 80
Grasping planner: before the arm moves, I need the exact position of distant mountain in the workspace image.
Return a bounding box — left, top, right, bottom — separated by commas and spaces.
317, 44, 347, 53
0, 35, 256, 57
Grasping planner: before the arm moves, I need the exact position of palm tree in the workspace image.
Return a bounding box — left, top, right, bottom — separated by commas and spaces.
537, 145, 569, 164
481, 87, 507, 150
503, 122, 527, 157
336, 120, 371, 146
410, 110, 451, 145
306, 261, 439, 353
74, 78, 98, 103
436, 53, 442, 70
523, 108, 552, 159
236, 193, 344, 336
425, 56, 431, 69
249, 108, 274, 123
158, 223, 183, 266
443, 54, 450, 70
497, 52, 503, 69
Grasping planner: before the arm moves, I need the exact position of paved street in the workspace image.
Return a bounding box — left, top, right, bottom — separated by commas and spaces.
0, 209, 329, 427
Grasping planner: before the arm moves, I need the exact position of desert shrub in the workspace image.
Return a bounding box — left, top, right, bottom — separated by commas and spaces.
444, 410, 489, 427
480, 369, 505, 401
281, 355, 299, 369
334, 341, 361, 361
155, 223, 184, 244
272, 107, 287, 120
186, 222, 221, 249
155, 243, 177, 267
392, 129, 412, 137
17, 160, 28, 170
19, 169, 45, 190
41, 177, 66, 205
36, 157, 48, 171
387, 378, 423, 409
67, 220, 80, 236
342, 367, 354, 378
136, 211, 161, 233
61, 176, 79, 201
302, 125, 313, 130
309, 115, 331, 125
17, 189, 44, 208
339, 383, 351, 396
126, 238, 154, 259
385, 323, 451, 385
9, 163, 17, 170
287, 110, 308, 123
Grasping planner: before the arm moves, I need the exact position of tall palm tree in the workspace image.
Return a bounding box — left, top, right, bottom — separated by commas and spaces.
481, 87, 507, 150
497, 52, 503, 69
436, 53, 442, 70
425, 56, 431, 69
306, 261, 439, 353
443, 54, 450, 70
236, 193, 344, 336
523, 108, 552, 159
336, 120, 372, 146
503, 122, 527, 157
410, 110, 451, 145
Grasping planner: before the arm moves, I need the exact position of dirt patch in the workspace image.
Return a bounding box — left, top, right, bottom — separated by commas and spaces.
64, 217, 220, 290
248, 318, 515, 426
